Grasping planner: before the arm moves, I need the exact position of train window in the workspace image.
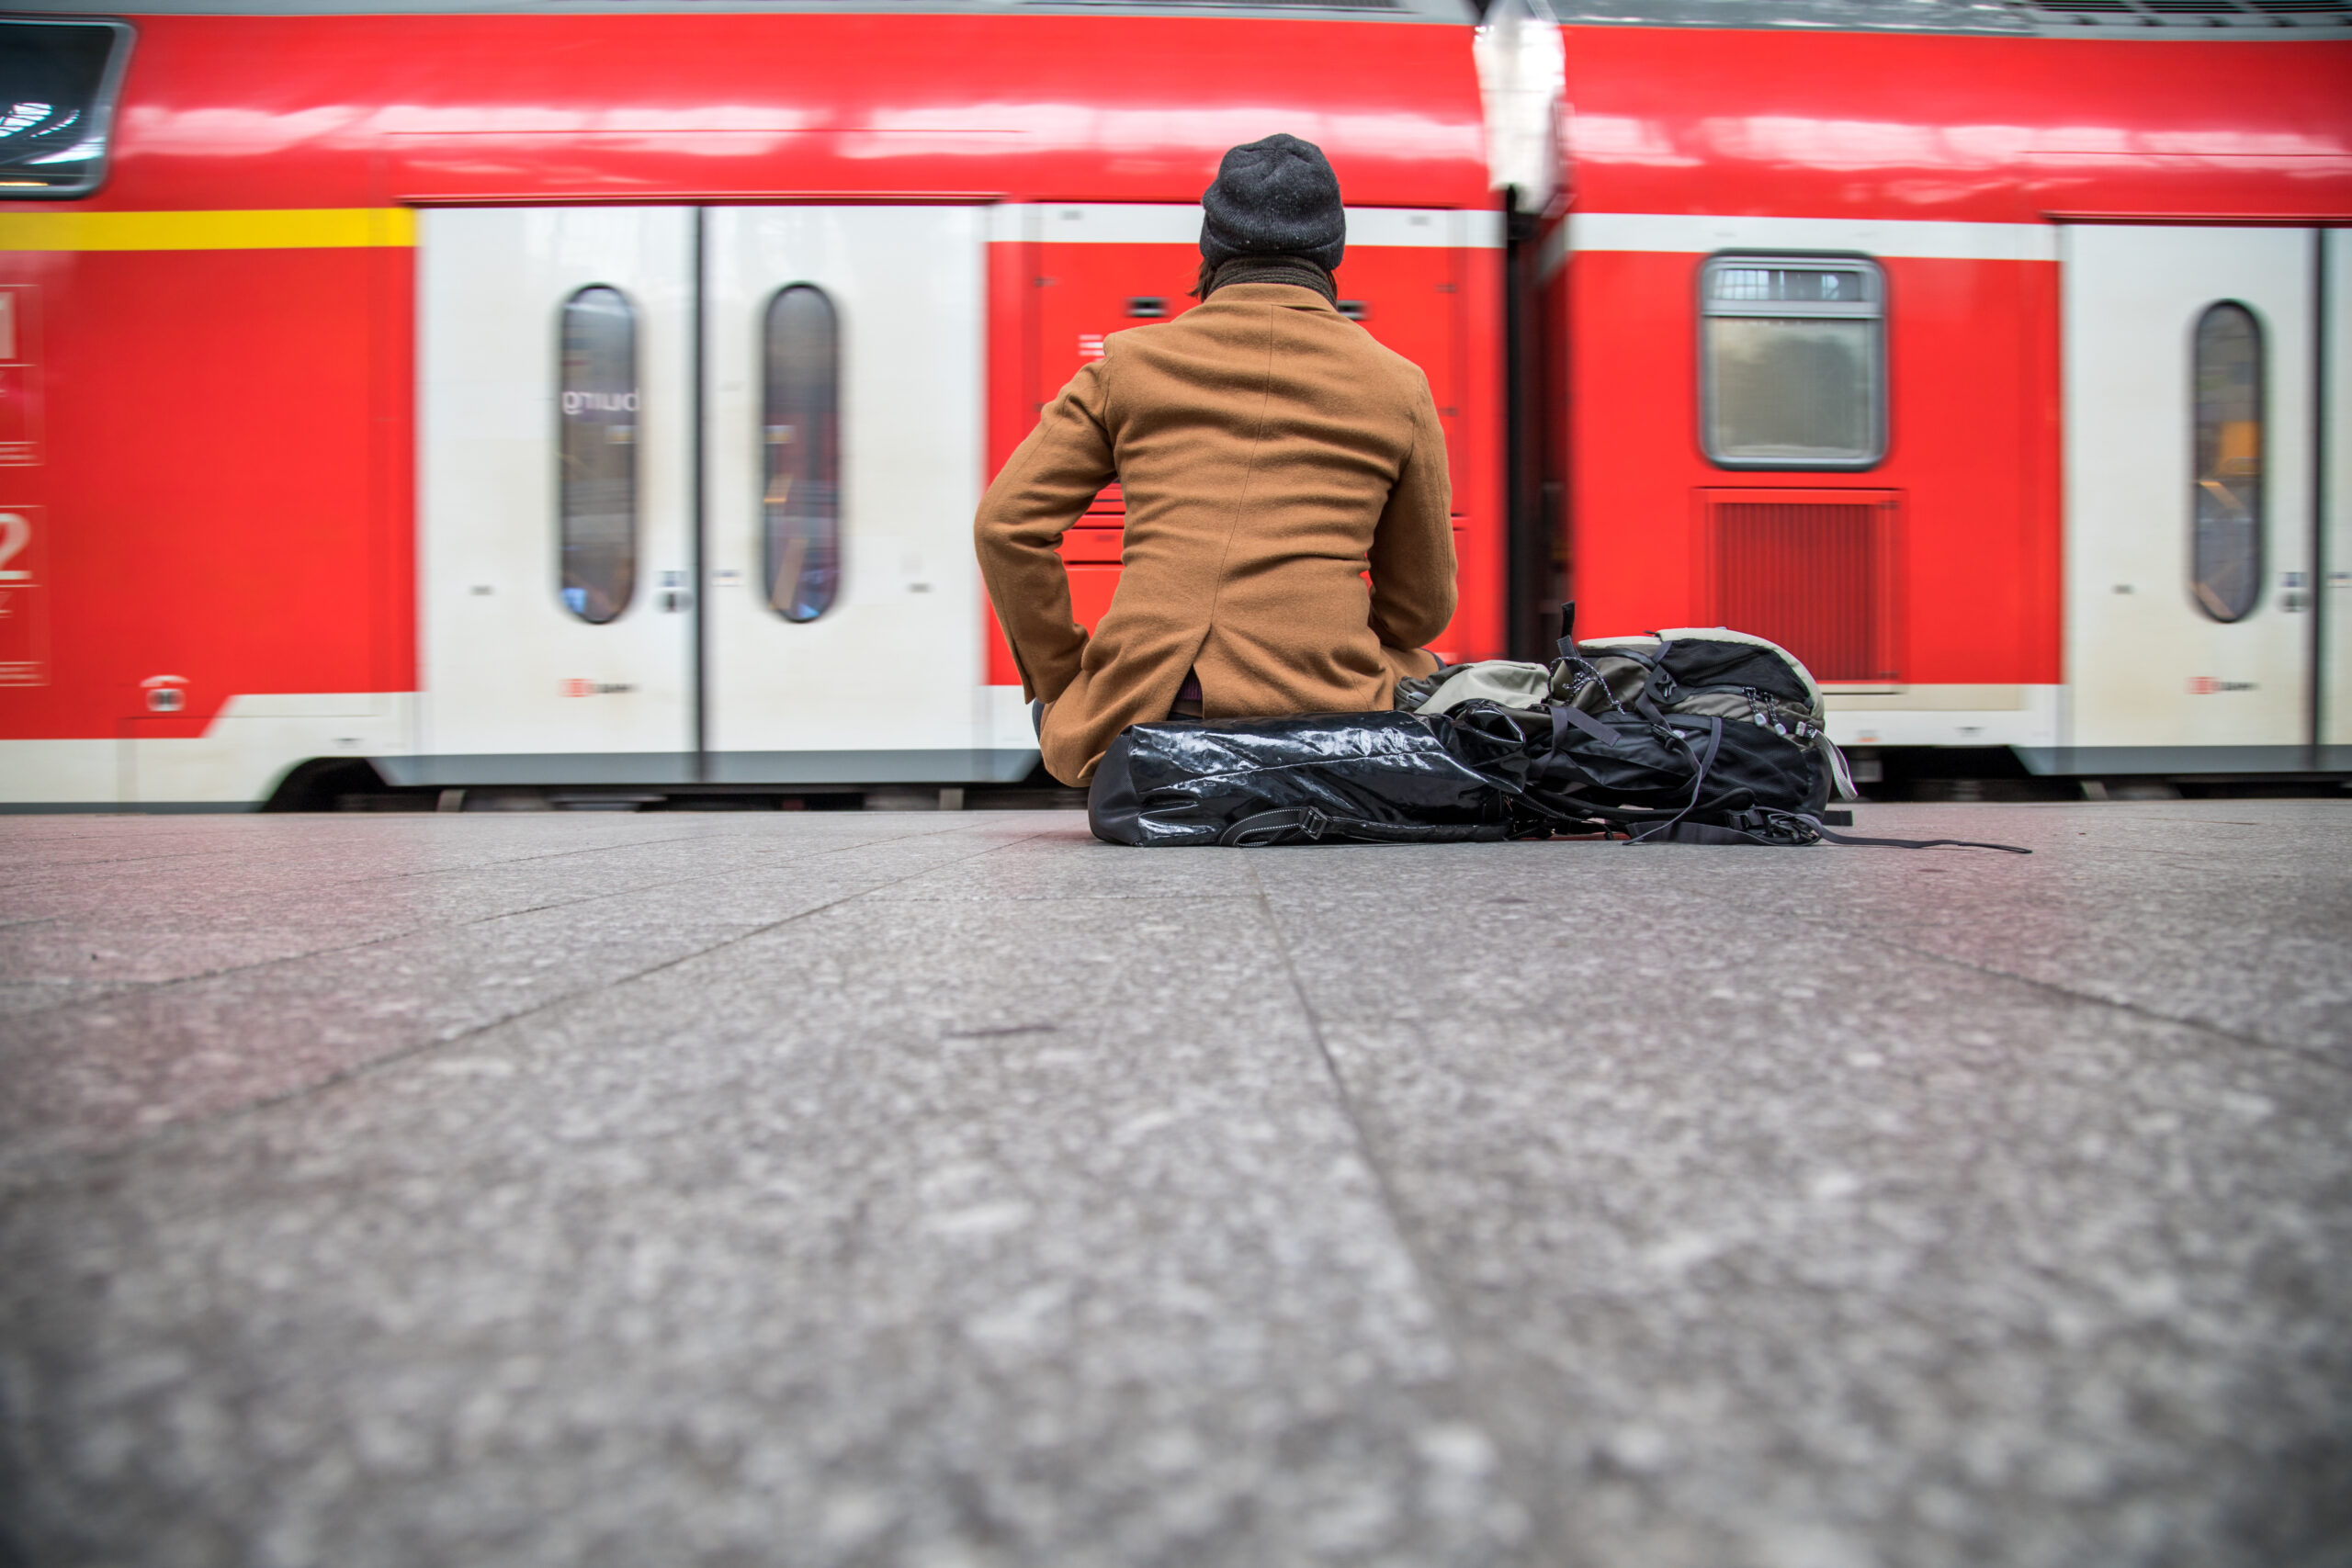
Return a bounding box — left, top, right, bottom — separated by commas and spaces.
557, 286, 639, 625
762, 285, 842, 623
0, 20, 133, 199
1701, 255, 1885, 469
2190, 301, 2264, 623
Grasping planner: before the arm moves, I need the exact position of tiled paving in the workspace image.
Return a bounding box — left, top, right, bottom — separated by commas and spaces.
1, 802, 2347, 1567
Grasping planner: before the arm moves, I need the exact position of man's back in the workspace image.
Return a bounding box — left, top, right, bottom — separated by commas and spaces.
975, 282, 1456, 784
1112, 283, 1434, 585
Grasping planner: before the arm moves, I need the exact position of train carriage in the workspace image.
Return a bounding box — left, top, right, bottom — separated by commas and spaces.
0, 0, 1502, 809
0, 0, 2346, 811
1532, 0, 2350, 786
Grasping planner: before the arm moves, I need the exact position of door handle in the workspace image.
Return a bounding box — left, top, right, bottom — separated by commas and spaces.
661, 590, 694, 612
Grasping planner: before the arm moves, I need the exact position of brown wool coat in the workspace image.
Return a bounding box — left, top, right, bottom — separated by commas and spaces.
974, 282, 1457, 785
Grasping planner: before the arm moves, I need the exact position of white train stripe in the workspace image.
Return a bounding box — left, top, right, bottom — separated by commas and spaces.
1563, 212, 2060, 263
988, 203, 1503, 248
1538, 217, 1570, 280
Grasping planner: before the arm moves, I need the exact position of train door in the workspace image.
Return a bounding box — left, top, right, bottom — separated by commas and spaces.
2061, 224, 2318, 768
701, 208, 987, 777
2325, 231, 2351, 769
419, 206, 1010, 786
419, 208, 698, 777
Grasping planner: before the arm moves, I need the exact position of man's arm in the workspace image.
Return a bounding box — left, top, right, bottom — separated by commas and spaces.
1365, 372, 1457, 653
974, 360, 1117, 701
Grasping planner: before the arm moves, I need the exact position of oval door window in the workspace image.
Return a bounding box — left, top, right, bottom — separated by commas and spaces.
2190, 301, 2263, 624
763, 285, 841, 622
557, 285, 639, 625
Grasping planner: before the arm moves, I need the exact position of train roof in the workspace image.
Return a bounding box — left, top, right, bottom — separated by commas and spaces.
1546, 0, 2347, 34
7, 0, 2342, 30
6, 0, 1482, 19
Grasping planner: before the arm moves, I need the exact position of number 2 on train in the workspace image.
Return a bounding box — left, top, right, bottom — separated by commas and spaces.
0, 513, 29, 582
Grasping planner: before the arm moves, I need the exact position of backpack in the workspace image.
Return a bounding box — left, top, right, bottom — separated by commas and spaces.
1397, 626, 1856, 846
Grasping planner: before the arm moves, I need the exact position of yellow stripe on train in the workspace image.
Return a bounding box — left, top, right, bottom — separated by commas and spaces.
0, 208, 417, 252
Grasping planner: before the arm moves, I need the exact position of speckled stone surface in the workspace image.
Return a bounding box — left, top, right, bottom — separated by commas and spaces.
1, 803, 2347, 1568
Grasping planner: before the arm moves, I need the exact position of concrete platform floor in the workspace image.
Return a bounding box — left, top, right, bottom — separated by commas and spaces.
1, 801, 2348, 1568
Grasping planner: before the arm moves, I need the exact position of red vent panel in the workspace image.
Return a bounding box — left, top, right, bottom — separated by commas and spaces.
1698, 490, 1901, 683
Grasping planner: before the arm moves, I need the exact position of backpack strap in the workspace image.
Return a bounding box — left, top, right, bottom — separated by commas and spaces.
1555, 599, 1578, 660
1217, 807, 1511, 847
1626, 716, 1724, 845
1606, 807, 2031, 852
1550, 702, 1620, 750
1636, 818, 1807, 847
1804, 818, 2031, 854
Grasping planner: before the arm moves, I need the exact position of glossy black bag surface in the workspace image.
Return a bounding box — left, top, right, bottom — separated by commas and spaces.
1088, 711, 1517, 847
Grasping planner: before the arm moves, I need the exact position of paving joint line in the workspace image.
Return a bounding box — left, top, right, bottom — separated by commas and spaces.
0, 814, 978, 901
0, 847, 255, 883
352, 818, 989, 881
1241, 852, 1550, 1549
0, 818, 1013, 1021
1782, 911, 2352, 1082
0, 823, 1067, 1189
1430, 823, 2352, 1077
0, 822, 740, 890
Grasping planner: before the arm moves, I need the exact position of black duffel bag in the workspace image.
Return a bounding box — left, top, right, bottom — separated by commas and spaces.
1086, 709, 1531, 847
1086, 618, 2026, 852
1089, 703, 2021, 852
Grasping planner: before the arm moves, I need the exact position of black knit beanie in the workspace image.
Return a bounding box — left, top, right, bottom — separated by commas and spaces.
1199, 133, 1345, 273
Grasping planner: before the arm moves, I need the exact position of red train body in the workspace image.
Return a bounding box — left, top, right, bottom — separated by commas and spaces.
0, 2, 1498, 805
1543, 20, 2350, 777
0, 0, 2345, 807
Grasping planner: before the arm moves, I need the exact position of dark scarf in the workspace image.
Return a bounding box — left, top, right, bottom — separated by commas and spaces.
1203, 254, 1338, 304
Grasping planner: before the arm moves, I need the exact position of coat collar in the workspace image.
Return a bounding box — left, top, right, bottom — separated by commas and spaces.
1200, 282, 1340, 314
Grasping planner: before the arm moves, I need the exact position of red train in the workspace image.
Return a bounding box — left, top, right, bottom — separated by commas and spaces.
1538, 5, 2350, 789
0, 0, 2344, 809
